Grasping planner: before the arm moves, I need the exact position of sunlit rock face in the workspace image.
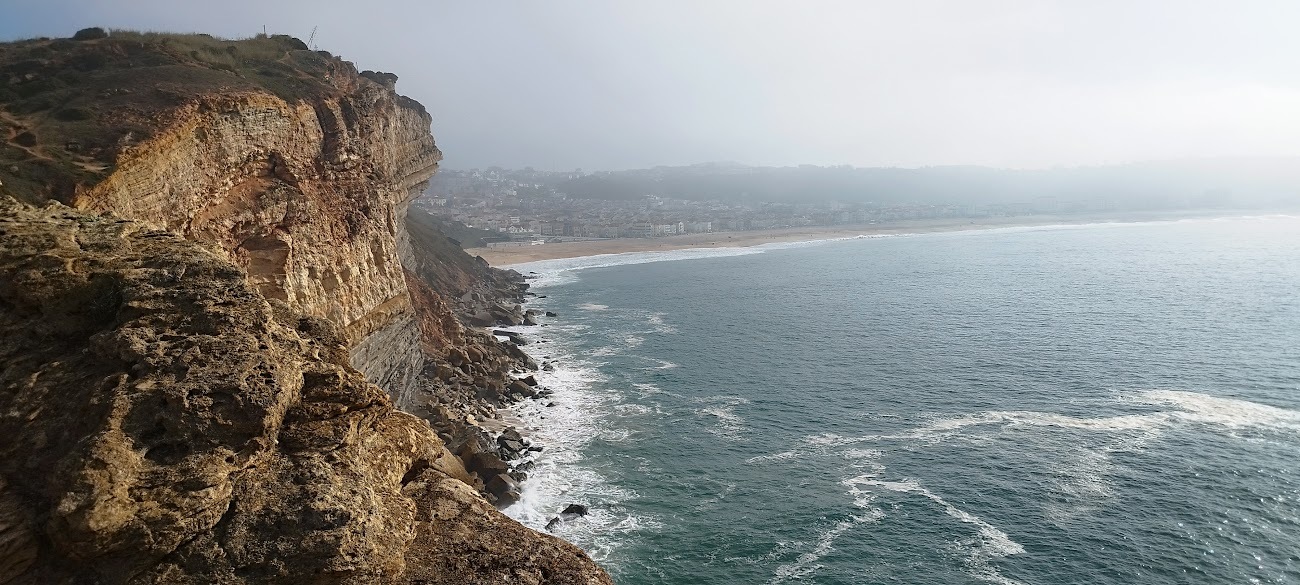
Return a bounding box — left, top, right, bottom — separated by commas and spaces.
72, 75, 440, 407
0, 34, 609, 584
0, 199, 609, 584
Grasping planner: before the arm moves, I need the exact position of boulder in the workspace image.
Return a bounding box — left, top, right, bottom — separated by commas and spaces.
561, 504, 589, 518
466, 310, 495, 327
457, 439, 509, 481
508, 380, 536, 398
486, 473, 521, 505
545, 311, 558, 317
493, 329, 525, 343
500, 427, 524, 442
497, 439, 527, 459
433, 363, 455, 381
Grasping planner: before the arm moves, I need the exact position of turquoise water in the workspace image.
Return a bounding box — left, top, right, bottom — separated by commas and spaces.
501, 216, 1300, 584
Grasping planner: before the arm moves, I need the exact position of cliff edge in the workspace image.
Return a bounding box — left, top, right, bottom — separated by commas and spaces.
0, 30, 608, 583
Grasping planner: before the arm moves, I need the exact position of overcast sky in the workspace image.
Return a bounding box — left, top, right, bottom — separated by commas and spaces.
4, 1, 1300, 170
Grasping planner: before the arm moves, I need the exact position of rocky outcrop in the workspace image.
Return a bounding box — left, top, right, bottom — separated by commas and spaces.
2, 33, 441, 409
1, 32, 546, 474
0, 199, 609, 584
0, 32, 608, 583
73, 81, 439, 408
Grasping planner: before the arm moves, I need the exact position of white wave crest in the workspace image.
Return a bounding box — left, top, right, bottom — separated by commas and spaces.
745, 450, 798, 464
847, 476, 1026, 585
1132, 389, 1300, 431
692, 395, 751, 441
768, 469, 886, 584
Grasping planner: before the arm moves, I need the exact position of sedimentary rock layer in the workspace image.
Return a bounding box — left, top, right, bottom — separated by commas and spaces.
0, 199, 610, 584
72, 86, 439, 406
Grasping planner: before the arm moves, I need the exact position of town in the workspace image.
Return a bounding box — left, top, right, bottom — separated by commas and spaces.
416, 166, 1108, 248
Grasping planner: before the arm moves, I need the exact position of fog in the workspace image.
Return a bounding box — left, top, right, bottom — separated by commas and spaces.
5, 1, 1300, 171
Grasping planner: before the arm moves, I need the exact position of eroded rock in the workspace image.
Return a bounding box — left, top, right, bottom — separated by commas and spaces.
0, 200, 610, 584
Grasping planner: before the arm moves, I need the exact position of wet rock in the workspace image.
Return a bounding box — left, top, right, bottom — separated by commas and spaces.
561, 504, 589, 518
497, 439, 527, 459
486, 473, 521, 505
545, 311, 558, 317
508, 380, 536, 398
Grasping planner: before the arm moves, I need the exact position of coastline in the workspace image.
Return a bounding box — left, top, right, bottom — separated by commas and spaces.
494, 310, 623, 552
467, 211, 1236, 267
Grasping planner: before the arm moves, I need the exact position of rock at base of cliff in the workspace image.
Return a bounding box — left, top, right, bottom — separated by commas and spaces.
403, 472, 609, 584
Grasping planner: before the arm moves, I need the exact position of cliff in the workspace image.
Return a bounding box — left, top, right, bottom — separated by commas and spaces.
0, 200, 607, 584
0, 30, 607, 583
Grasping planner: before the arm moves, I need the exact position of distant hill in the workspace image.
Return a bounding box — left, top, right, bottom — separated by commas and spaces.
545, 159, 1300, 210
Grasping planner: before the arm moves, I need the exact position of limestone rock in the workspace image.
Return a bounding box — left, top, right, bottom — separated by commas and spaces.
0, 200, 610, 584
402, 474, 607, 584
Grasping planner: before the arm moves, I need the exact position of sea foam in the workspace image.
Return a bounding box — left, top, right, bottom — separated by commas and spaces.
500, 323, 658, 563
845, 476, 1027, 585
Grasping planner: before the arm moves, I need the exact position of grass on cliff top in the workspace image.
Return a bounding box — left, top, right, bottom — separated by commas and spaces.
0, 29, 348, 203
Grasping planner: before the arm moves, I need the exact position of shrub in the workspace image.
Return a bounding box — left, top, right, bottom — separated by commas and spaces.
270, 35, 308, 50
72, 27, 107, 41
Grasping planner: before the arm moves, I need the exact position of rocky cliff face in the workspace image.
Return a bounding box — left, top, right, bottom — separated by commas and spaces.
0, 32, 608, 583
1, 32, 449, 408
0, 200, 609, 584
73, 76, 439, 408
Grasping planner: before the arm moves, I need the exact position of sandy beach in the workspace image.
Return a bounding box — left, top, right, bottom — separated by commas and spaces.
468, 214, 1132, 267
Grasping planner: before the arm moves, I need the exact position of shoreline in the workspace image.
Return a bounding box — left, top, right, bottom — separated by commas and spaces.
467, 211, 1252, 267
494, 315, 612, 541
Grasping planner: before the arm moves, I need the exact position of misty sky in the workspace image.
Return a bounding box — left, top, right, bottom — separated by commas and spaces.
5, 1, 1300, 171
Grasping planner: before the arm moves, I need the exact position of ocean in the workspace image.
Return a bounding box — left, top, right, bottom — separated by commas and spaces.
499, 215, 1300, 584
